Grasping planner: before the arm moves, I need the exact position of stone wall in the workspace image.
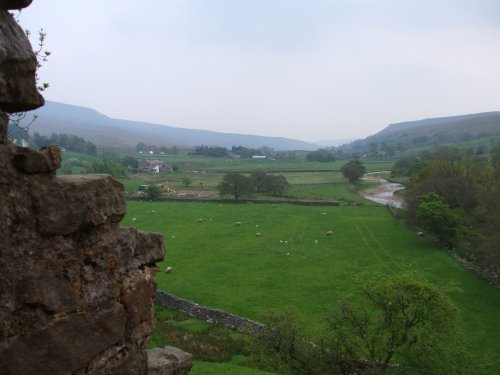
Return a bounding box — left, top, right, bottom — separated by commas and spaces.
155, 291, 265, 336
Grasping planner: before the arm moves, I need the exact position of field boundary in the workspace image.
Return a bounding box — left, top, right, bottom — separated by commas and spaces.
155, 291, 265, 335
127, 195, 351, 206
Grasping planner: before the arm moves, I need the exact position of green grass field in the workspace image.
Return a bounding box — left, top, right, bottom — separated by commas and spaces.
123, 201, 500, 374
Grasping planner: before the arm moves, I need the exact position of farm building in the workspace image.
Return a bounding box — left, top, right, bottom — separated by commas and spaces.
138, 159, 173, 173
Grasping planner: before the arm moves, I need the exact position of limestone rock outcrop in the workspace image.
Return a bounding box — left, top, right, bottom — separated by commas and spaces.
0, 3, 186, 374
0, 142, 165, 375
0, 7, 44, 113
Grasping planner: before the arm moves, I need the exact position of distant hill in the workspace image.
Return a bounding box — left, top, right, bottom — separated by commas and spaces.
344, 111, 500, 153
22, 101, 319, 151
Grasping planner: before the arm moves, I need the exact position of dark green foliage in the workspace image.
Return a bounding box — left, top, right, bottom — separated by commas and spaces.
191, 145, 229, 157
32, 132, 97, 155
145, 185, 163, 199
306, 149, 335, 162
85, 160, 127, 178
231, 145, 262, 159
416, 193, 466, 248
250, 172, 290, 197
403, 146, 499, 279
256, 273, 470, 375
182, 176, 192, 186
120, 155, 139, 172
218, 173, 255, 200
391, 155, 426, 177
341, 159, 366, 182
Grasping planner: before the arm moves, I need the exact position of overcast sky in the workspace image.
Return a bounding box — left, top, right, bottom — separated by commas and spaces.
19, 0, 500, 142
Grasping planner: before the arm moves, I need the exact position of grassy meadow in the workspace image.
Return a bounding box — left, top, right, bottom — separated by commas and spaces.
123, 201, 500, 374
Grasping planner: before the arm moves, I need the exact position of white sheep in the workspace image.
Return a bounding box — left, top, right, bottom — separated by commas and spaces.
197, 218, 203, 223
325, 230, 333, 236
235, 221, 242, 226
165, 266, 173, 273
256, 232, 262, 237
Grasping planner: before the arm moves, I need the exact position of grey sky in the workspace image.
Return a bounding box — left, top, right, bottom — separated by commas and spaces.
20, 0, 500, 142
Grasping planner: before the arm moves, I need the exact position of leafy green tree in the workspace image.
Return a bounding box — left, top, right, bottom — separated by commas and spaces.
136, 142, 147, 152
264, 175, 290, 197
416, 192, 465, 248
323, 273, 467, 374
250, 171, 268, 193
257, 272, 469, 375
182, 176, 192, 186
145, 185, 163, 199
341, 159, 366, 182
218, 173, 254, 200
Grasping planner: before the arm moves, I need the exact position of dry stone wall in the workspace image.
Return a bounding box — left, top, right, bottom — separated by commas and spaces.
155, 291, 265, 336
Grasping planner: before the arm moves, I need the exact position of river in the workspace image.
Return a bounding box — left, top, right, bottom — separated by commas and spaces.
361, 173, 405, 208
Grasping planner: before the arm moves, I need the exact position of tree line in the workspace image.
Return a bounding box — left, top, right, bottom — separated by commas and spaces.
30, 132, 98, 156
218, 171, 290, 200
393, 144, 500, 279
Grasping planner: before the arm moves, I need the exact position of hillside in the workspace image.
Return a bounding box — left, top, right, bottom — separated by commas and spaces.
22, 101, 319, 151
344, 111, 500, 153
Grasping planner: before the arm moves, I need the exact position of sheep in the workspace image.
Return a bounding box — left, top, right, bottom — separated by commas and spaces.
165, 266, 173, 273
235, 221, 242, 226
132, 218, 137, 221
171, 235, 176, 239
256, 232, 262, 237
197, 218, 203, 223
322, 212, 327, 215
325, 230, 333, 236
417, 231, 424, 236
279, 240, 283, 243
314, 240, 318, 244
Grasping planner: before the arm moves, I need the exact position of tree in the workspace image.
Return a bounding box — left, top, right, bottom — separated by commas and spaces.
250, 171, 268, 193
145, 185, 163, 199
306, 149, 335, 162
182, 176, 192, 186
218, 173, 254, 200
323, 273, 467, 374
341, 159, 366, 182
265, 175, 290, 197
416, 192, 465, 248
257, 272, 469, 375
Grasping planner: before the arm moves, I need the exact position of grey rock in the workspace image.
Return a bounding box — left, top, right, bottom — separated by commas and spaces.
32, 174, 127, 235
12, 144, 61, 174
147, 346, 193, 375
0, 11, 44, 112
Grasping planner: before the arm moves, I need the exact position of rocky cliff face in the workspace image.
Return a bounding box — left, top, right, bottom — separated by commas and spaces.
0, 145, 165, 374
0, 2, 183, 374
